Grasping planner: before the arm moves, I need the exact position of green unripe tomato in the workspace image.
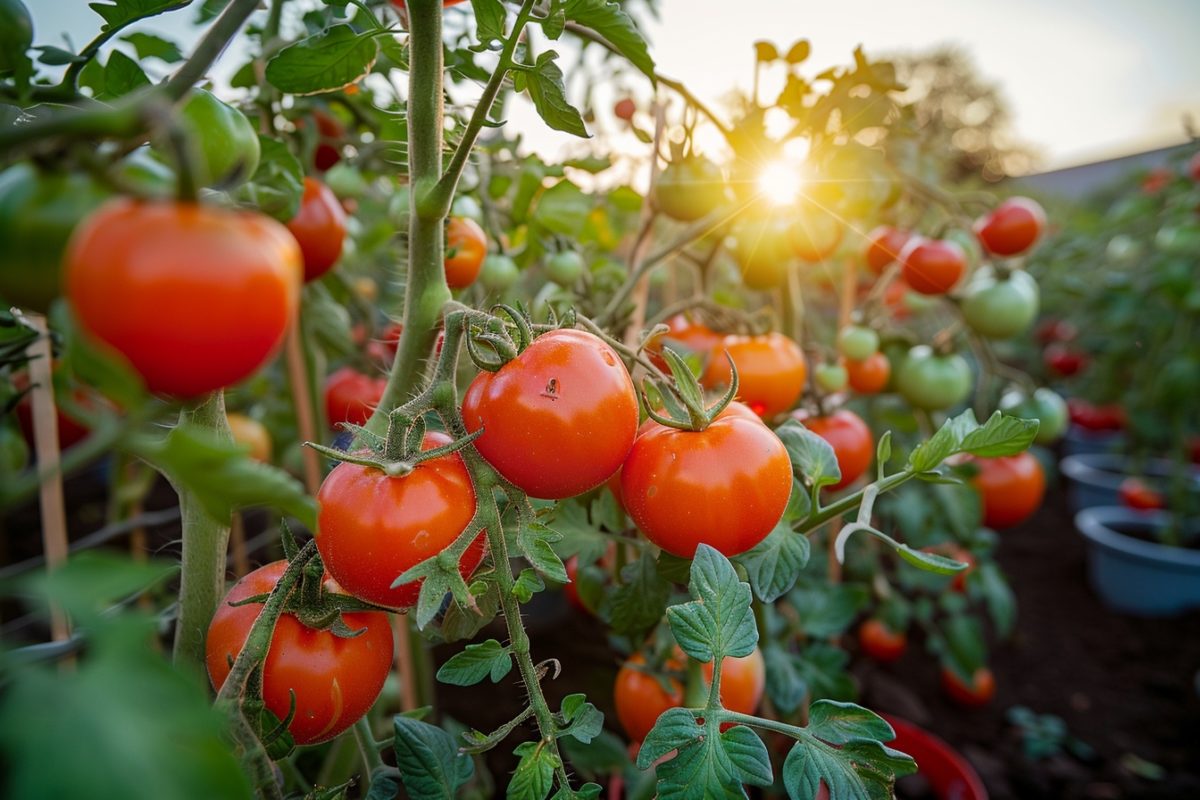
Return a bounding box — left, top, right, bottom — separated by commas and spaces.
176, 88, 261, 188
1105, 234, 1141, 265
0, 163, 111, 312
323, 162, 369, 199
480, 253, 520, 291
451, 195, 484, 223
961, 267, 1039, 339
545, 251, 585, 286
815, 362, 849, 393
837, 325, 879, 360
0, 0, 33, 75
999, 387, 1067, 445
895, 346, 972, 411
654, 157, 728, 222
730, 215, 794, 289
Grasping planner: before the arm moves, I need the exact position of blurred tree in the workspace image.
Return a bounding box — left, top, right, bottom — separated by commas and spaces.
890, 46, 1039, 183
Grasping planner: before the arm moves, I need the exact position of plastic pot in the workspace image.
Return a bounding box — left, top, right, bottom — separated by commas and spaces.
1075, 507, 1200, 616
880, 714, 989, 800
1059, 454, 1197, 514
1061, 424, 1126, 458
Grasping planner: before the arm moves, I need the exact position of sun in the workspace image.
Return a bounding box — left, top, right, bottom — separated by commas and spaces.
756, 159, 805, 205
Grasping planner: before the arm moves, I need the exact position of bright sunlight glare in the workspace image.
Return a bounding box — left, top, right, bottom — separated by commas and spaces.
756, 159, 805, 205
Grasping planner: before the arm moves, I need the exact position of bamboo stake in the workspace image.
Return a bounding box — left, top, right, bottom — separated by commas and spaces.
285, 321, 322, 497
393, 615, 418, 712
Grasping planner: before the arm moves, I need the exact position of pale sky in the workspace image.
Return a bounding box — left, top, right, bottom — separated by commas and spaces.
27, 0, 1200, 172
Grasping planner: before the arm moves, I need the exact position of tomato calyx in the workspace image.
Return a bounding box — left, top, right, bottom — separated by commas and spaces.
643, 346, 740, 432
306, 409, 482, 479
464, 302, 576, 373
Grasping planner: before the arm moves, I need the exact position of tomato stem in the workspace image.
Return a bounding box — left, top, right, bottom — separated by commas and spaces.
351, 716, 384, 787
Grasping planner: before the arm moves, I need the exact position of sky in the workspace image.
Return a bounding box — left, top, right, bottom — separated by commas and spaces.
26, 0, 1200, 172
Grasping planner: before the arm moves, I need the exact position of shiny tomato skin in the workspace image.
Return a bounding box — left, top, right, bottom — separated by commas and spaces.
845, 352, 891, 395
205, 561, 393, 745
286, 177, 346, 281
900, 238, 966, 295
316, 431, 485, 608
972, 452, 1045, 529
799, 409, 873, 490
1044, 343, 1088, 377
859, 619, 907, 663
941, 667, 996, 708
1119, 478, 1165, 511
462, 329, 638, 499
702, 332, 806, 419
324, 367, 387, 429
614, 654, 682, 743
65, 199, 301, 397
864, 226, 910, 274
621, 402, 792, 558
444, 216, 487, 289
614, 98, 636, 121
975, 197, 1045, 256
704, 648, 766, 719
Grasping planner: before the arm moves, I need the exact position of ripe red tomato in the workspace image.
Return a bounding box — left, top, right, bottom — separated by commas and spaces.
286, 177, 346, 282
462, 329, 638, 499
845, 352, 891, 395
1067, 399, 1125, 432
798, 409, 873, 490
65, 199, 300, 397
1141, 168, 1171, 195
1119, 478, 1165, 511
312, 110, 344, 172
645, 314, 723, 370
1189, 152, 1200, 182
324, 367, 387, 429
703, 649, 765, 723
972, 452, 1045, 529
702, 332, 806, 419
859, 619, 906, 663
614, 98, 636, 121
1044, 343, 1088, 377
563, 556, 590, 614
864, 226, 910, 274
316, 431, 485, 608
974, 197, 1045, 256
900, 238, 966, 295
205, 561, 393, 745
941, 666, 995, 708
444, 216, 487, 289
621, 402, 791, 558
1035, 318, 1077, 345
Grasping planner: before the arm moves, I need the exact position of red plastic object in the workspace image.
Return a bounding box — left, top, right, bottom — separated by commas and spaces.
881, 714, 989, 800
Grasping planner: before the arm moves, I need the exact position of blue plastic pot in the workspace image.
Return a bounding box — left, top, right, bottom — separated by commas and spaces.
1061, 424, 1126, 458
1075, 507, 1200, 616
1059, 454, 1197, 515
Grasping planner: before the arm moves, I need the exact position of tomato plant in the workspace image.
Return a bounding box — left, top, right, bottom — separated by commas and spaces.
859, 619, 907, 663
900, 237, 966, 295
972, 452, 1046, 529
864, 226, 910, 274
444, 215, 487, 289
701, 331, 806, 419
974, 196, 1045, 256
324, 367, 386, 429
285, 177, 346, 282
845, 352, 891, 395
798, 409, 873, 490
895, 346, 972, 411
654, 156, 727, 222
941, 666, 996, 708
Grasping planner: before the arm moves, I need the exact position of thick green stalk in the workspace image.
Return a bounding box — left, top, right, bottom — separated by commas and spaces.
173, 391, 234, 666
368, 0, 452, 434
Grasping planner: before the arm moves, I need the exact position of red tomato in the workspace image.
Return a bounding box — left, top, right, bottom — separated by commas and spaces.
312, 110, 344, 172
900, 238, 966, 295
972, 453, 1045, 529
1119, 478, 1165, 511
864, 226, 910, 274
1142, 168, 1171, 195
1044, 343, 1088, 377
645, 314, 723, 370
621, 402, 791, 558
563, 556, 590, 614
462, 329, 638, 499
941, 667, 995, 708
1035, 318, 1077, 345
845, 352, 891, 395
205, 561, 393, 745
1189, 152, 1200, 182
883, 277, 912, 321
614, 98, 636, 121
1067, 399, 1125, 432
324, 367, 387, 429
798, 409, 873, 490
859, 619, 907, 663
974, 197, 1045, 256
286, 177, 346, 282
65, 199, 300, 397
445, 216, 487, 289
702, 332, 807, 419
316, 431, 485, 608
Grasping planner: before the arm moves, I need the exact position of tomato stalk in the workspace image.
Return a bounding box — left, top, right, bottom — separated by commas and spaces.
173, 391, 234, 666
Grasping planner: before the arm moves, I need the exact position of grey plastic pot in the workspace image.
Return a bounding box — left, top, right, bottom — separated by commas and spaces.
1059, 454, 1197, 515
1075, 507, 1200, 616
1061, 424, 1126, 458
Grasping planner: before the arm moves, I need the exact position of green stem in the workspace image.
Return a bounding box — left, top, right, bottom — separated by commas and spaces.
797, 471, 914, 533
352, 716, 384, 786
173, 391, 234, 666
163, 0, 264, 101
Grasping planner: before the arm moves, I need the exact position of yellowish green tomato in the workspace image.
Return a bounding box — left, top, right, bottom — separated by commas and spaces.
176, 88, 261, 188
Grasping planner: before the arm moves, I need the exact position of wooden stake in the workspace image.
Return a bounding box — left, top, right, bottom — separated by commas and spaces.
393, 615, 418, 712
25, 314, 71, 644
284, 321, 322, 496
839, 255, 857, 329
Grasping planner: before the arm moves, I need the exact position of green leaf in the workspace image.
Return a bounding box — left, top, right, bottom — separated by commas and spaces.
512, 567, 545, 603
89, 0, 188, 31
907, 410, 979, 473
509, 741, 558, 800
59, 311, 147, 410
940, 614, 986, 678
644, 720, 771, 799
266, 25, 378, 95
19, 550, 175, 625
606, 550, 670, 638
563, 0, 655, 81
978, 561, 1016, 637
436, 639, 513, 686
783, 737, 914, 800
787, 583, 867, 638
517, 521, 568, 583
131, 422, 317, 528
532, 179, 593, 236
558, 694, 604, 744
959, 411, 1039, 457
636, 707, 702, 770
735, 522, 810, 603
470, 0, 507, 45
794, 643, 855, 702
776, 420, 841, 489
559, 730, 630, 780
666, 545, 757, 664
763, 645, 806, 714
524, 52, 589, 137
80, 50, 150, 100
235, 136, 306, 222
121, 32, 183, 62
806, 701, 894, 745
392, 716, 475, 800
895, 545, 969, 576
